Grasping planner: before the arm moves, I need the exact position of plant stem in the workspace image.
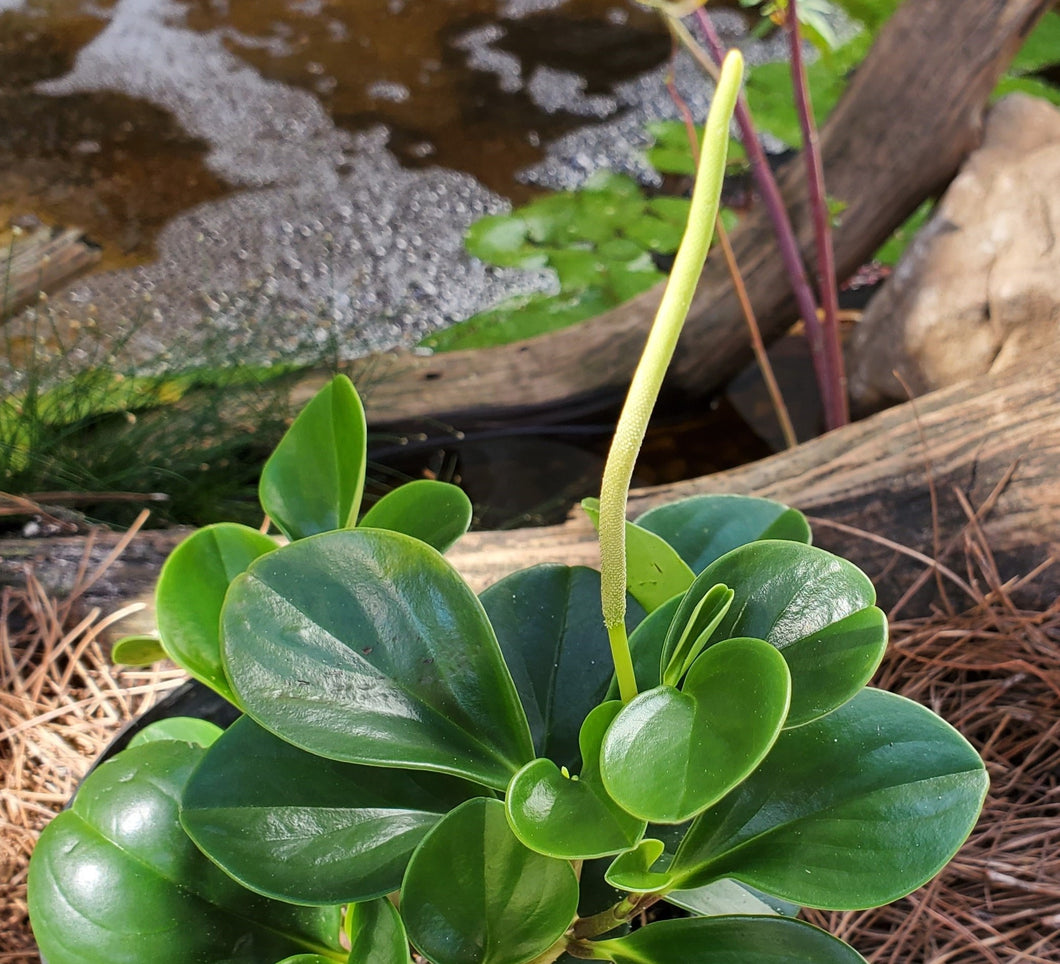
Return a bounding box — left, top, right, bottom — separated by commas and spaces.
784, 0, 849, 428
692, 8, 846, 431
664, 64, 797, 449
597, 49, 743, 703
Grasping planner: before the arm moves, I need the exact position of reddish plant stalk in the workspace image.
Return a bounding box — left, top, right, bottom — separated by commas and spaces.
784, 0, 848, 427
693, 7, 847, 430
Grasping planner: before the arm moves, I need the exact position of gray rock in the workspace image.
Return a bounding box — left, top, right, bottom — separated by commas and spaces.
847, 94, 1060, 411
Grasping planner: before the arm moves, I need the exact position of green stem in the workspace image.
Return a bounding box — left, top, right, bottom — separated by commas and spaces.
598, 50, 744, 702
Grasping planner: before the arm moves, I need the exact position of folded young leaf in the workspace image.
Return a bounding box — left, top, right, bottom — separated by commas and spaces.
482, 564, 643, 770
668, 689, 989, 908
604, 838, 675, 893
259, 374, 366, 540
688, 541, 886, 726
600, 638, 791, 823
588, 915, 867, 963
181, 716, 485, 904
156, 522, 276, 704
402, 798, 579, 964
28, 741, 342, 964
222, 528, 534, 790
506, 702, 646, 859
635, 495, 811, 573
358, 479, 472, 553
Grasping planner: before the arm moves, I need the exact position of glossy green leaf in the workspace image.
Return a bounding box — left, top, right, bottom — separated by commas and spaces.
28, 741, 342, 964
402, 798, 579, 964
182, 715, 484, 904
347, 898, 412, 964
690, 541, 887, 727
1009, 10, 1060, 74
604, 838, 674, 893
666, 879, 798, 918
259, 374, 366, 540
464, 214, 544, 268
156, 522, 276, 703
127, 716, 223, 749
506, 702, 646, 859
583, 498, 694, 611
358, 479, 472, 553
591, 916, 868, 963
276, 956, 346, 964
661, 583, 733, 687
222, 528, 533, 789
669, 689, 989, 909
635, 495, 811, 574
481, 564, 643, 770
600, 638, 791, 823
110, 634, 167, 665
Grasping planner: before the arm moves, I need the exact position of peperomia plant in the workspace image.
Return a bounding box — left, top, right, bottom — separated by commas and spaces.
28, 52, 987, 964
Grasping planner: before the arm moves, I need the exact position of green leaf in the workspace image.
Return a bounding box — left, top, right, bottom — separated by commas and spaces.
583, 498, 695, 612
600, 638, 791, 823
506, 702, 646, 859
1008, 9, 1060, 73
549, 246, 604, 290
635, 494, 811, 574
481, 564, 643, 770
27, 741, 342, 964
347, 899, 412, 964
276, 956, 346, 964
604, 838, 674, 893
669, 688, 989, 909
464, 214, 543, 268
110, 633, 167, 665
259, 374, 367, 540
661, 583, 733, 687
359, 479, 472, 553
222, 528, 533, 789
992, 72, 1060, 107
666, 879, 798, 918
591, 915, 868, 963
402, 798, 579, 964
690, 541, 886, 727
615, 592, 680, 696
128, 716, 223, 749
181, 715, 484, 904
156, 522, 277, 703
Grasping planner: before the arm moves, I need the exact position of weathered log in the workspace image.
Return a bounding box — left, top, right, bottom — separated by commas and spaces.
1, 226, 101, 320
301, 0, 1051, 425
2, 356, 1056, 639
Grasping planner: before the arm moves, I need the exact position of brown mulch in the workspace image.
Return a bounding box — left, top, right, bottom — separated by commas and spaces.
1, 516, 1058, 962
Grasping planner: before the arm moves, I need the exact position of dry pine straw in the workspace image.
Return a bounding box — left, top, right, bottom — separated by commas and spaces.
1, 519, 1058, 963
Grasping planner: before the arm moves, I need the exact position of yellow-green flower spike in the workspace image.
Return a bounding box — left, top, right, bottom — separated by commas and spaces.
598, 50, 744, 703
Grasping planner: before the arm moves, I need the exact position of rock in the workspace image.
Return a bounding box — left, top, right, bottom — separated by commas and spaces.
846, 94, 1060, 411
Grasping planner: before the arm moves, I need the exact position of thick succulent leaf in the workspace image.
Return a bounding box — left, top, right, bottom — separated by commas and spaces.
359, 479, 472, 553
347, 898, 412, 964
110, 634, 167, 665
156, 522, 276, 703
222, 528, 534, 789
666, 879, 799, 918
27, 741, 342, 964
259, 374, 366, 540
604, 838, 675, 893
583, 498, 694, 611
635, 495, 811, 573
182, 716, 484, 904
276, 957, 346, 964
127, 716, 223, 749
669, 688, 989, 909
591, 916, 867, 963
402, 798, 579, 964
481, 565, 643, 770
690, 541, 886, 726
661, 583, 733, 687
600, 638, 791, 823
506, 702, 646, 859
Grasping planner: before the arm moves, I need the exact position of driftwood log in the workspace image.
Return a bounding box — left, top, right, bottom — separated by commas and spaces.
3, 356, 1056, 639
299, 0, 1054, 425
1, 226, 101, 321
